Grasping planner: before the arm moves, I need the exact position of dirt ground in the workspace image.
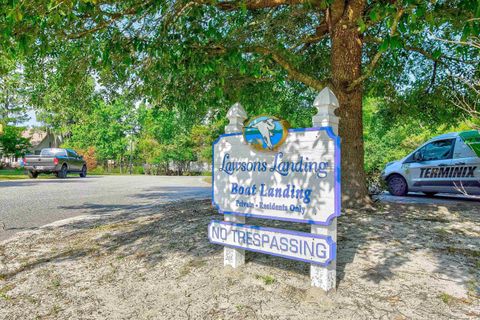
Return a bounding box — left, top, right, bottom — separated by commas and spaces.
0, 199, 479, 320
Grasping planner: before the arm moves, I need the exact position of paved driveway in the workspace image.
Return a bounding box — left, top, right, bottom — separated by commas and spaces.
0, 175, 210, 241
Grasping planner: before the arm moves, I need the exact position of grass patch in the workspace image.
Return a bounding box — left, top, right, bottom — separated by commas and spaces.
0, 169, 24, 176
89, 166, 144, 176
51, 278, 61, 288
0, 175, 28, 181
435, 228, 451, 239
49, 305, 62, 316
91, 220, 138, 232
256, 274, 276, 285
438, 292, 472, 305
0, 169, 27, 181
445, 247, 480, 258
179, 259, 207, 277
0, 284, 15, 301
0, 169, 57, 181
439, 292, 454, 304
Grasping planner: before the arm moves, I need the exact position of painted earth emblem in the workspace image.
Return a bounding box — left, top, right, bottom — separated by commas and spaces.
243, 116, 289, 151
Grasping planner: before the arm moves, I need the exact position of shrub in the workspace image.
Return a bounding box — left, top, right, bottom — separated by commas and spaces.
76, 147, 98, 170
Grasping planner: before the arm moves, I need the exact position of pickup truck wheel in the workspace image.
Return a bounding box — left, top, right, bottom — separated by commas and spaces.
387, 174, 408, 196
80, 165, 87, 178
28, 171, 38, 179
58, 165, 68, 179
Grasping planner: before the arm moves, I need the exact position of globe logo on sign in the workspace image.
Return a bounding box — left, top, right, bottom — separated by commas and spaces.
243, 116, 289, 151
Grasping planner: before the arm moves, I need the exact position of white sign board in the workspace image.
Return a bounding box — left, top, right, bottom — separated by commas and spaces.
212, 127, 340, 225
208, 220, 336, 266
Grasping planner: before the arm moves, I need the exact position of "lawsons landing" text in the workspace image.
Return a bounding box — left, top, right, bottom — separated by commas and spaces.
220, 152, 330, 178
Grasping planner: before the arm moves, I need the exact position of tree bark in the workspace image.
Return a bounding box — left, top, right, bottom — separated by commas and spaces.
330, 0, 371, 208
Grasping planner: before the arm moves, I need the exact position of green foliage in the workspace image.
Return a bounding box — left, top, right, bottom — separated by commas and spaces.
89, 165, 144, 175
63, 98, 131, 161
0, 0, 479, 181
0, 60, 28, 125
0, 125, 31, 158
363, 97, 478, 174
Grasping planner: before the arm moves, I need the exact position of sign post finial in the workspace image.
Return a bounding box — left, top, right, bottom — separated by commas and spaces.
313, 87, 339, 135
226, 102, 247, 133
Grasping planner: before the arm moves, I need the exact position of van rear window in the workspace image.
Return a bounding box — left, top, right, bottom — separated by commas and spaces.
459, 130, 480, 157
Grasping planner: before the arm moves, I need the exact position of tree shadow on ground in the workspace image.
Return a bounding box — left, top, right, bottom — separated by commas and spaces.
1, 197, 478, 297
0, 176, 100, 187
336, 201, 479, 295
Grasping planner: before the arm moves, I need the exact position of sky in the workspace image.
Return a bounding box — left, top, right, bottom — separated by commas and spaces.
22, 110, 41, 127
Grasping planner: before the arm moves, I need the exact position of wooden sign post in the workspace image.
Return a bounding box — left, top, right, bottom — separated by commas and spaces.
311, 87, 339, 291
210, 88, 341, 291
223, 102, 247, 268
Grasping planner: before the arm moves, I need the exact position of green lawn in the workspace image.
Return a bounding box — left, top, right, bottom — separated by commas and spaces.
0, 169, 28, 181
0, 169, 56, 181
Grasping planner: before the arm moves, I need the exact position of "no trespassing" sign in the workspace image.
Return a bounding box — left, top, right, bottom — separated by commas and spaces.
208, 220, 336, 266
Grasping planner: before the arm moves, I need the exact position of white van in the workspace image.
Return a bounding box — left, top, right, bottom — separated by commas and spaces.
381, 130, 480, 196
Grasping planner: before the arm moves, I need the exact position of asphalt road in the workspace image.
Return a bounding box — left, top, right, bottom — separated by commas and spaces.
2, 176, 477, 243
377, 191, 480, 205
0, 175, 210, 242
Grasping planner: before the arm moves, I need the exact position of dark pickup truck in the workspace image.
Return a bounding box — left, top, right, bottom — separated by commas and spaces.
24, 148, 87, 179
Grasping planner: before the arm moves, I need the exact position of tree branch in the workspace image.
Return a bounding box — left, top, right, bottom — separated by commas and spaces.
302, 0, 346, 44
246, 46, 328, 90
64, 3, 152, 39
425, 60, 437, 93
348, 6, 405, 90
212, 0, 311, 11
302, 23, 329, 44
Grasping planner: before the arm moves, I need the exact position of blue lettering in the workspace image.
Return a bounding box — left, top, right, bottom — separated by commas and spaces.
246, 232, 253, 245
290, 239, 298, 253
279, 237, 289, 251
261, 234, 269, 247
316, 243, 326, 259
237, 230, 246, 244
270, 236, 279, 250
231, 183, 238, 194
252, 233, 261, 246
260, 184, 267, 196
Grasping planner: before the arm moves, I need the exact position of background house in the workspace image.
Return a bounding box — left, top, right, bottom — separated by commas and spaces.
0, 129, 63, 166
21, 129, 63, 155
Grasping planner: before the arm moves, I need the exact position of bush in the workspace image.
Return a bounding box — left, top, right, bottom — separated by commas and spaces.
132, 165, 144, 175
76, 147, 98, 170
89, 167, 105, 175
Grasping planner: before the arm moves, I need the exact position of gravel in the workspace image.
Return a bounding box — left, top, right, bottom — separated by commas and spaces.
0, 198, 478, 319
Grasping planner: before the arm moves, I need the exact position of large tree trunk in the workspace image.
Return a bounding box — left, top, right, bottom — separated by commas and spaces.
331, 0, 371, 208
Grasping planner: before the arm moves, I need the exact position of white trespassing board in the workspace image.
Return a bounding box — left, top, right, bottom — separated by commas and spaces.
208, 220, 336, 266
212, 127, 340, 225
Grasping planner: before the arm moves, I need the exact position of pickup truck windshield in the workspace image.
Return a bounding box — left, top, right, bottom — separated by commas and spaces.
40, 149, 65, 156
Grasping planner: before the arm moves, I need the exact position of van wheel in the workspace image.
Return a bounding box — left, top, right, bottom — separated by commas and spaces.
387, 174, 408, 196
423, 192, 437, 197
80, 165, 87, 178
58, 165, 68, 179
28, 171, 38, 179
